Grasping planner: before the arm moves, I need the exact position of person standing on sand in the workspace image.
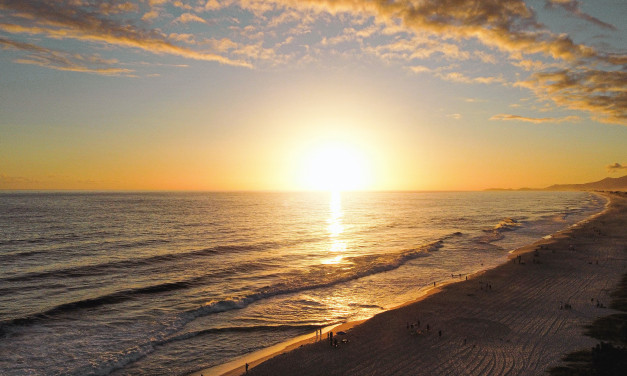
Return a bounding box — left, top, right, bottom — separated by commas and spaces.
245, 363, 249, 374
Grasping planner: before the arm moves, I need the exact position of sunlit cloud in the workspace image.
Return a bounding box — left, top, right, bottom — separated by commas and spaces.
174, 13, 206, 24
0, 0, 624, 124
437, 72, 505, 85
490, 114, 581, 124
0, 0, 251, 67
516, 69, 627, 125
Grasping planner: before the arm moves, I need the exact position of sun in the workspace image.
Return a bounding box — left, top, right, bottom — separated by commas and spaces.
301, 141, 372, 191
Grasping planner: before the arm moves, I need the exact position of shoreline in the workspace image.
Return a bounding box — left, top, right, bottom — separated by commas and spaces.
239, 192, 627, 375
191, 192, 616, 376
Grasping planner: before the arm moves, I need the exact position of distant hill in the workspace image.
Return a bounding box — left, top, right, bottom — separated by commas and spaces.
485, 175, 627, 191
545, 175, 627, 191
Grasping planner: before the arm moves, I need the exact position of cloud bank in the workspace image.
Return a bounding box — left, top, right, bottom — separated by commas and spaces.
0, 0, 624, 124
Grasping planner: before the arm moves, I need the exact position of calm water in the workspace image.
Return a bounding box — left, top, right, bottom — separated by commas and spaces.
0, 191, 606, 375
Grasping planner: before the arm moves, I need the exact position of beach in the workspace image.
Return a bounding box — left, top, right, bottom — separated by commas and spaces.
215, 191, 627, 376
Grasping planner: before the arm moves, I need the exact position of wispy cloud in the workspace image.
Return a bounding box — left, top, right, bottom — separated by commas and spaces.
490, 114, 580, 124
437, 72, 505, 85
0, 37, 132, 75
0, 0, 250, 67
545, 0, 616, 30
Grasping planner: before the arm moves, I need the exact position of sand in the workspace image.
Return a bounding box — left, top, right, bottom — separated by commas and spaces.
200, 191, 627, 376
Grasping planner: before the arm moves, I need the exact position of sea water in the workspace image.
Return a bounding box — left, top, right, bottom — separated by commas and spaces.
0, 191, 606, 375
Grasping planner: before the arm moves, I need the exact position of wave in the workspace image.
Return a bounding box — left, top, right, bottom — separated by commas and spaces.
0, 240, 442, 335
492, 217, 521, 231
1, 237, 328, 284
72, 239, 442, 376
473, 217, 523, 244
176, 240, 441, 324
0, 237, 169, 263
79, 323, 327, 376
0, 280, 198, 334
165, 323, 322, 344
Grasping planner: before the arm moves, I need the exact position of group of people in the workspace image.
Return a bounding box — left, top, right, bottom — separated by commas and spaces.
315, 328, 343, 347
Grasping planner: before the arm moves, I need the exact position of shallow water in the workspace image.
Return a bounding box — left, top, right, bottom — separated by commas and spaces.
0, 191, 605, 375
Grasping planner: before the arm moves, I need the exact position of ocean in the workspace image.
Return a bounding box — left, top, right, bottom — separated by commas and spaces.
0, 191, 606, 375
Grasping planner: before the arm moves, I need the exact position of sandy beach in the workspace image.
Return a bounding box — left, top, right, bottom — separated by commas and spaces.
208, 191, 627, 376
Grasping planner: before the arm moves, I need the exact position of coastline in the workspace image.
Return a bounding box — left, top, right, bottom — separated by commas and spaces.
190, 191, 622, 376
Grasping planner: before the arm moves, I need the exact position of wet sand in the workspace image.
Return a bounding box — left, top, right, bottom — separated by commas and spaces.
199, 191, 627, 376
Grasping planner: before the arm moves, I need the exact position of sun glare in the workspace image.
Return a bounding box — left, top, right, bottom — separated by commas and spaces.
302, 142, 371, 191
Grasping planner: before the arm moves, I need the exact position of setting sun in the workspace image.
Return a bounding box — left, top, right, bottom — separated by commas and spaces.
301, 142, 372, 191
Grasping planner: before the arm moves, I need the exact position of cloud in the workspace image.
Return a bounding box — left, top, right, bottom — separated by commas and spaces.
174, 13, 206, 24
464, 98, 487, 103
0, 0, 250, 67
0, 37, 133, 75
490, 114, 580, 123
446, 113, 462, 120
409, 65, 431, 74
0, 0, 624, 125
607, 163, 627, 172
545, 0, 616, 30
275, 0, 597, 62
437, 72, 504, 85
269, 0, 624, 123
98, 1, 138, 15
516, 69, 627, 125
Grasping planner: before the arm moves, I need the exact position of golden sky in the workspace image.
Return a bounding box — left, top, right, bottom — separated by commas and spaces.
0, 0, 626, 190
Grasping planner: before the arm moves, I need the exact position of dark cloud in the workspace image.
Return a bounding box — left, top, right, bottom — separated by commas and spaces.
607, 162, 627, 172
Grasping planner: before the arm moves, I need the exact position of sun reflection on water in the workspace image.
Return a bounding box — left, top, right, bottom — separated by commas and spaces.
322, 191, 347, 265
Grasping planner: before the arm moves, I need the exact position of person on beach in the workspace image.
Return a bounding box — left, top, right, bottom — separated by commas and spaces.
245, 363, 249, 374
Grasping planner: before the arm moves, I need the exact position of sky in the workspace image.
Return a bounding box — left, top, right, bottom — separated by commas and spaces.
0, 0, 626, 191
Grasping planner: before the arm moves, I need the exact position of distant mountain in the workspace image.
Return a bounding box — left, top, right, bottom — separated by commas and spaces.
484, 175, 627, 191
544, 175, 627, 191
